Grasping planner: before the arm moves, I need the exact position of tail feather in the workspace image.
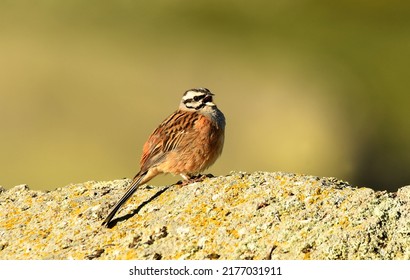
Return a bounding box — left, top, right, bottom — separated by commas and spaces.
102, 171, 147, 227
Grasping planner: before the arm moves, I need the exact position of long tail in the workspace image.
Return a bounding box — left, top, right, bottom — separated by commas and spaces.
102, 171, 147, 227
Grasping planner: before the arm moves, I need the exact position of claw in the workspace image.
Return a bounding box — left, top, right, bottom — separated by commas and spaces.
176, 174, 214, 186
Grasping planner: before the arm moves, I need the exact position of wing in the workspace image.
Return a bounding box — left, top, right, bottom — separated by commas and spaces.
139, 110, 199, 171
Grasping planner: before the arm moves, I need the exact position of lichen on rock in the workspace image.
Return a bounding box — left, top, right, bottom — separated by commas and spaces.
0, 172, 409, 259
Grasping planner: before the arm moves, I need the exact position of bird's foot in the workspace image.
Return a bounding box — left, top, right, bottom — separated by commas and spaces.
176, 174, 214, 186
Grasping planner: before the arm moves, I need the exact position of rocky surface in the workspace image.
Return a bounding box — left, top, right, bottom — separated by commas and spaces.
0, 171, 409, 260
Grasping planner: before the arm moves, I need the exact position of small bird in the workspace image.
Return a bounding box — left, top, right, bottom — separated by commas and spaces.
102, 88, 225, 227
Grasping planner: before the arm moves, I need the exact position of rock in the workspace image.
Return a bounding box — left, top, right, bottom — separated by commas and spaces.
0, 172, 409, 259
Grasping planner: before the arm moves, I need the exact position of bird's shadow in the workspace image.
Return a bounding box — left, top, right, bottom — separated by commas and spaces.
104, 173, 214, 228
105, 185, 170, 228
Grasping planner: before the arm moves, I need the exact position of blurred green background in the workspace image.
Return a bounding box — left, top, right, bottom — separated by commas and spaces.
1, 1, 409, 192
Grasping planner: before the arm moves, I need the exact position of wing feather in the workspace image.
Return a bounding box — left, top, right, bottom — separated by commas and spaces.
139, 110, 199, 171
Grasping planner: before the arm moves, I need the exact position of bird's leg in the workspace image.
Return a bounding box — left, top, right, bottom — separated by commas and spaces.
176, 173, 214, 185
179, 174, 191, 181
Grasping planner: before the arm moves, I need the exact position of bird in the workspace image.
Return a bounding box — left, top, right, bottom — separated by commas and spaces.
101, 88, 225, 227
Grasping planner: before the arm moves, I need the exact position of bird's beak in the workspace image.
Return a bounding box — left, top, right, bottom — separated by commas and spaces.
203, 94, 213, 104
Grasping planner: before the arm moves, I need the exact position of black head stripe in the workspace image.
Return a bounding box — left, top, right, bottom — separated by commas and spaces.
182, 88, 214, 110
184, 97, 207, 109
193, 94, 206, 101
183, 94, 206, 104
184, 88, 213, 96
197, 88, 211, 94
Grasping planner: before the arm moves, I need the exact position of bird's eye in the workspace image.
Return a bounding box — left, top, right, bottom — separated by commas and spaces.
194, 95, 204, 101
